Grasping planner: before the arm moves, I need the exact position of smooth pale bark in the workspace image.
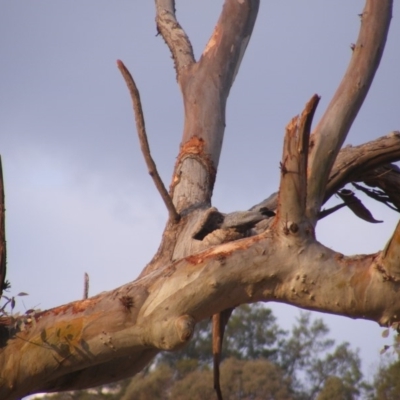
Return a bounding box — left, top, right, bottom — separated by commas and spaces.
0, 0, 399, 399
1, 226, 399, 399
307, 0, 392, 223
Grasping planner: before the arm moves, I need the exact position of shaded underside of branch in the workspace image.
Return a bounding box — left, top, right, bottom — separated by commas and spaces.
1, 231, 399, 399
361, 163, 400, 211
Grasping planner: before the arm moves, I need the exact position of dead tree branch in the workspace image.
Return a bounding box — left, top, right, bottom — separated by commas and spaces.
0, 157, 6, 298
307, 0, 393, 223
83, 273, 89, 300
252, 132, 400, 223
155, 0, 195, 78
326, 131, 400, 201
117, 59, 180, 223
0, 1, 399, 399
169, 0, 260, 214
276, 95, 319, 233
2, 227, 400, 398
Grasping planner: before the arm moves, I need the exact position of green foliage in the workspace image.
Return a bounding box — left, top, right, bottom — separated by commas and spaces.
121, 364, 174, 400
372, 358, 400, 400
223, 304, 286, 361
278, 313, 364, 399
316, 376, 353, 400
219, 357, 293, 400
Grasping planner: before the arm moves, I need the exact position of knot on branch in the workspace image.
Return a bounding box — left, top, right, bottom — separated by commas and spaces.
149, 315, 195, 351
175, 314, 195, 343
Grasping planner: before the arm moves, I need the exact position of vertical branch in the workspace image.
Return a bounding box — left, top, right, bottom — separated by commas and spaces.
170, 0, 260, 213
307, 0, 392, 224
276, 95, 319, 233
0, 157, 6, 298
212, 308, 233, 400
83, 273, 89, 300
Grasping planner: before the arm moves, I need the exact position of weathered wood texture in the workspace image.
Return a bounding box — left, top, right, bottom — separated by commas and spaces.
0, 0, 398, 399
307, 0, 392, 223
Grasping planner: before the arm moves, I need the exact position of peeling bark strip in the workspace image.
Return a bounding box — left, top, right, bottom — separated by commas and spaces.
1, 0, 399, 399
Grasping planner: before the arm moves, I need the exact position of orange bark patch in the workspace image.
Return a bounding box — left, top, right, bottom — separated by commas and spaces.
40, 299, 95, 319
171, 135, 216, 191
180, 136, 205, 156
185, 234, 265, 266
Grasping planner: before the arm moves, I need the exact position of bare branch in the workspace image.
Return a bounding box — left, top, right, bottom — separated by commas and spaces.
155, 0, 195, 77
3, 230, 400, 398
276, 95, 319, 233
83, 273, 89, 300
200, 0, 260, 91
253, 132, 400, 219
307, 0, 393, 223
0, 156, 6, 298
326, 131, 400, 201
117, 60, 180, 223
169, 0, 260, 214
212, 309, 232, 400
319, 202, 347, 220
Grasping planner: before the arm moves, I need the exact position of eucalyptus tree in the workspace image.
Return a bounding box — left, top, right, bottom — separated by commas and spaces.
1, 1, 399, 399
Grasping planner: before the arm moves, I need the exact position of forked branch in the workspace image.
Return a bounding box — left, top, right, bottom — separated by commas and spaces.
117, 60, 180, 222
307, 0, 393, 223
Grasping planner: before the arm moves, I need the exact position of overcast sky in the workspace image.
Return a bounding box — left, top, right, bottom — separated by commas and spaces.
1, 1, 400, 388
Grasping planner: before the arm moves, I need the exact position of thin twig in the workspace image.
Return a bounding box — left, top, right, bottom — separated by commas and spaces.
0, 156, 7, 298
117, 60, 180, 223
83, 273, 89, 300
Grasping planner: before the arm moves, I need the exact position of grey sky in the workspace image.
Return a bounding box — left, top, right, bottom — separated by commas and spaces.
1, 1, 399, 388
